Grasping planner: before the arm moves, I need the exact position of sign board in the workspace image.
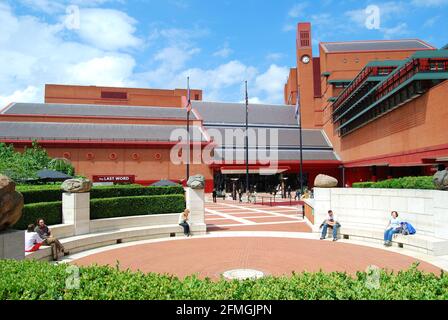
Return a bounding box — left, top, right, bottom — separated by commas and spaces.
92, 175, 135, 184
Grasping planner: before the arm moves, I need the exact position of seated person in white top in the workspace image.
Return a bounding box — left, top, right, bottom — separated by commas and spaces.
320, 210, 340, 242
25, 224, 44, 253
384, 211, 401, 247
178, 209, 192, 237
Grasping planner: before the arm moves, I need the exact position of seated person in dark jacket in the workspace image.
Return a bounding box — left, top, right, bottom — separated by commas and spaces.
35, 218, 67, 261
320, 210, 341, 242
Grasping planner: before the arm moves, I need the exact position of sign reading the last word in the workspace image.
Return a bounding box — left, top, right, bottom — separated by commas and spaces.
93, 175, 135, 183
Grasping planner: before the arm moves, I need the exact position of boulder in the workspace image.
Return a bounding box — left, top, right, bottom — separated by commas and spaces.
433, 170, 448, 191
187, 175, 205, 190
0, 175, 24, 231
61, 178, 93, 193
314, 174, 338, 188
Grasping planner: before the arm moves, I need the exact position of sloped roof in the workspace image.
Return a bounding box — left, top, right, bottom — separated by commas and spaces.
192, 101, 299, 127
205, 126, 332, 149
320, 39, 434, 53
0, 122, 206, 142
212, 148, 339, 162
2, 103, 196, 120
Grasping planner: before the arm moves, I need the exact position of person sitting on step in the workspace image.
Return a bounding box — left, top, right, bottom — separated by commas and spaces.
320, 210, 341, 242
179, 209, 192, 237
384, 211, 402, 247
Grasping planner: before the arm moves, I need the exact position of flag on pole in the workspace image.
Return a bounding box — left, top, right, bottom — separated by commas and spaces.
295, 88, 301, 122
186, 77, 192, 112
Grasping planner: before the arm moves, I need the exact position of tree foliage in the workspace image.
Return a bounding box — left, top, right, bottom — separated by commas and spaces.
0, 141, 75, 181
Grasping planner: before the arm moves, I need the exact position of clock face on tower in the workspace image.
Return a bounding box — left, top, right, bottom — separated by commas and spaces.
301, 55, 311, 64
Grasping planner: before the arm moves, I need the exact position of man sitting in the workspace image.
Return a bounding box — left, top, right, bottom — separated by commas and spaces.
35, 218, 67, 261
320, 210, 341, 242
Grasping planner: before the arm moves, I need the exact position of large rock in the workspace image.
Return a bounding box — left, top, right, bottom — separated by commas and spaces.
314, 174, 338, 188
62, 178, 93, 193
187, 175, 205, 190
433, 170, 448, 191
0, 175, 24, 232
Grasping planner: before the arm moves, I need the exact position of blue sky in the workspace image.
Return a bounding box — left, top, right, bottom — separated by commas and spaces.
0, 0, 447, 106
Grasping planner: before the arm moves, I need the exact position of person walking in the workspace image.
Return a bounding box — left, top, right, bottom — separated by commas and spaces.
212, 189, 217, 203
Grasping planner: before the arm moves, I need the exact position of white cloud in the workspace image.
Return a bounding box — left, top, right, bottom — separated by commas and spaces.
288, 2, 309, 18
0, 3, 290, 107
0, 86, 41, 107
382, 23, 409, 39
282, 24, 296, 32
213, 43, 233, 58
76, 8, 141, 51
253, 65, 289, 104
67, 55, 136, 87
411, 0, 448, 6
18, 0, 122, 14
266, 53, 284, 61
0, 3, 137, 106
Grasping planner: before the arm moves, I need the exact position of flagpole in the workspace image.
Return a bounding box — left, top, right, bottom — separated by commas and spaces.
297, 86, 304, 194
245, 81, 249, 195
186, 77, 191, 181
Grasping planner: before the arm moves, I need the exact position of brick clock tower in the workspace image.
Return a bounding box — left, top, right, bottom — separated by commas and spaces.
296, 23, 321, 128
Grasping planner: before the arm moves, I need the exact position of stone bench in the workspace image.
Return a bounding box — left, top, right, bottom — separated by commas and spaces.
336, 225, 448, 256
25, 223, 206, 261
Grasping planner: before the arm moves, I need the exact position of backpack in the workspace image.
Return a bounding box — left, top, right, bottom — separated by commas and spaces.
400, 222, 416, 235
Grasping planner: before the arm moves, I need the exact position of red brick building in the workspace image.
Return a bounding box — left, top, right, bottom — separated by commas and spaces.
284, 22, 448, 185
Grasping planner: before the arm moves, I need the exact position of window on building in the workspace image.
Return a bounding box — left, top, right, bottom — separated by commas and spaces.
101, 91, 128, 100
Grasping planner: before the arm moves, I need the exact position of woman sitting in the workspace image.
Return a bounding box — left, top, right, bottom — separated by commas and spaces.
25, 224, 44, 253
179, 209, 192, 237
384, 211, 401, 247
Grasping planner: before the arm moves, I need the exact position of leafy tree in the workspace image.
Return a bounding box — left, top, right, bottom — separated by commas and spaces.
0, 141, 75, 181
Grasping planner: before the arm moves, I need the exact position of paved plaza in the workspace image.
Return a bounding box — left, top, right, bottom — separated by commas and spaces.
70, 198, 444, 279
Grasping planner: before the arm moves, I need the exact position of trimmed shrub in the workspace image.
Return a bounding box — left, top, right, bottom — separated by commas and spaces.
90, 195, 186, 220
14, 201, 63, 230
352, 182, 375, 188
0, 261, 447, 300
90, 185, 185, 200
17, 185, 185, 205
16, 186, 63, 205
352, 176, 435, 190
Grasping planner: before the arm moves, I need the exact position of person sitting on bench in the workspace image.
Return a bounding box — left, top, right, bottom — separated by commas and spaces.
320, 210, 340, 242
179, 209, 192, 237
25, 224, 44, 253
384, 211, 401, 247
35, 218, 67, 261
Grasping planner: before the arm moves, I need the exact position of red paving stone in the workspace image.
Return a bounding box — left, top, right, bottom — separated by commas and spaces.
74, 237, 441, 280
207, 223, 311, 233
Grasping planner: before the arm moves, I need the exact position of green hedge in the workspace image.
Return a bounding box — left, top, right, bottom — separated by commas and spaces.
16, 185, 185, 205
0, 261, 446, 300
14, 201, 63, 230
90, 195, 186, 220
13, 194, 185, 230
353, 176, 435, 190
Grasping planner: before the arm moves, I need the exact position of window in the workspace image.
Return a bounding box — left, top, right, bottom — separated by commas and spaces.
430, 62, 445, 71
101, 91, 128, 100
